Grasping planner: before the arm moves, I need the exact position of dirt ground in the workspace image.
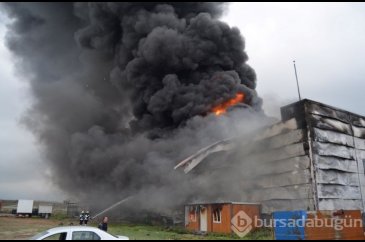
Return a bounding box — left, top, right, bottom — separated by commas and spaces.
0, 216, 72, 240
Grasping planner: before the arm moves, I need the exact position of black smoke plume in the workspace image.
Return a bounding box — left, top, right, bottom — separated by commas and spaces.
2, 3, 267, 215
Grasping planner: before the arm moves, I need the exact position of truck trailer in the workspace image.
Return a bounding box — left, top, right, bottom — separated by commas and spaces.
16, 200, 34, 217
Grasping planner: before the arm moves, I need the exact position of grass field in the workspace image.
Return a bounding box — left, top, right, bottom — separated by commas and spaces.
106, 223, 273, 240
0, 216, 273, 240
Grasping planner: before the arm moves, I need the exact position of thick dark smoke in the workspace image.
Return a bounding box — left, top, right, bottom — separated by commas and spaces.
73, 2, 261, 133
2, 2, 268, 215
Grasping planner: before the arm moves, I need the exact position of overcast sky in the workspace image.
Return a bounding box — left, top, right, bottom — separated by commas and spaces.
1, 2, 365, 201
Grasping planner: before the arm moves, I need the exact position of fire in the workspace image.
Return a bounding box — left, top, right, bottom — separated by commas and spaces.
212, 93, 245, 116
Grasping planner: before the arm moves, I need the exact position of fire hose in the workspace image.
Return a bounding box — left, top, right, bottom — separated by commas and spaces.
91, 196, 133, 220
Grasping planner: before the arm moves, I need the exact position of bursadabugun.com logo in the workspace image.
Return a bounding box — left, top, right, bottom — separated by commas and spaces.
231, 211, 363, 238
231, 211, 253, 238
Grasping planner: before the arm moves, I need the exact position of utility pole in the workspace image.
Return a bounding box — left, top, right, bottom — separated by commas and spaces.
293, 60, 302, 101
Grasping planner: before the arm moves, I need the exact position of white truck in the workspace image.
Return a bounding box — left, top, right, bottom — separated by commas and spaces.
16, 200, 34, 217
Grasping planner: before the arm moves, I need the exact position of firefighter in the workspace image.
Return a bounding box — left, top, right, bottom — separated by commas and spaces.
79, 211, 85, 225
84, 211, 90, 225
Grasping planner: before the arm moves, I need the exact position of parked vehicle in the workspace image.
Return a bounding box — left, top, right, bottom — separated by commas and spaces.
17, 200, 34, 217
30, 226, 129, 240
38, 205, 53, 218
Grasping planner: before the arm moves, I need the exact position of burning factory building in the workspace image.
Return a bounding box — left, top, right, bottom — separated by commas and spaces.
177, 99, 365, 214
3, 3, 365, 230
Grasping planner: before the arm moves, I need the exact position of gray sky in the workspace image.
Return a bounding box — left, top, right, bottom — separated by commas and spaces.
222, 2, 365, 116
1, 2, 365, 201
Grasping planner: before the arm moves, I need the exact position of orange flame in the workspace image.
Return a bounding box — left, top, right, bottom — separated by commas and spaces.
212, 93, 245, 116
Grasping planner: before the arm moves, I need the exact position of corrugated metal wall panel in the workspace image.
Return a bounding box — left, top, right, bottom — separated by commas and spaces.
306, 103, 349, 122
356, 150, 365, 174
316, 169, 359, 186
308, 114, 352, 135
313, 128, 354, 147
353, 126, 365, 139
318, 199, 363, 210
358, 176, 365, 210
313, 142, 355, 160
286, 100, 365, 212
352, 118, 365, 211
313, 155, 358, 173
316, 184, 361, 199
354, 137, 365, 150
352, 116, 365, 128
352, 116, 365, 127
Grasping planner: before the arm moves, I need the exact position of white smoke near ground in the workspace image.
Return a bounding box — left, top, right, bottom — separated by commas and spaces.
1, 3, 276, 216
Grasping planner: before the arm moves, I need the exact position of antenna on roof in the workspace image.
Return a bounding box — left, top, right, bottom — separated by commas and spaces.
293, 60, 302, 101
